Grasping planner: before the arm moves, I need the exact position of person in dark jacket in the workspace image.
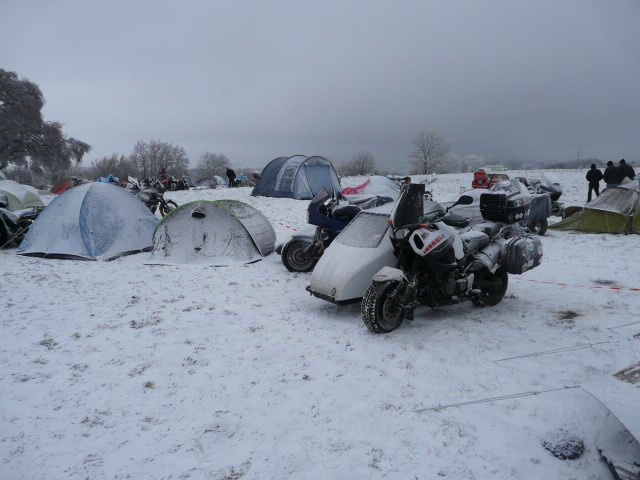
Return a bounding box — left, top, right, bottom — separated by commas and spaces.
618, 159, 636, 182
226, 168, 236, 188
603, 161, 620, 188
585, 164, 603, 202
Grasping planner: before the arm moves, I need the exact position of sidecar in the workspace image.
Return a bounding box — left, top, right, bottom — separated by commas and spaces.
306, 201, 397, 304
306, 183, 426, 305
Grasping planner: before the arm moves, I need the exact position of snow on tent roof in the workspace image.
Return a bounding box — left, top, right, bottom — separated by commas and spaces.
0, 180, 45, 210
341, 175, 400, 199
550, 178, 640, 234
149, 200, 276, 266
251, 155, 341, 199
17, 182, 158, 260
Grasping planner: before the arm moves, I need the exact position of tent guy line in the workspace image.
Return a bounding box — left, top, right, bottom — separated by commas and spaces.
414, 386, 582, 413
514, 277, 640, 293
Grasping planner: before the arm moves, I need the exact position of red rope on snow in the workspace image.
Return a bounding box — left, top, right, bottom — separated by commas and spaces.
267, 217, 299, 232
514, 277, 640, 293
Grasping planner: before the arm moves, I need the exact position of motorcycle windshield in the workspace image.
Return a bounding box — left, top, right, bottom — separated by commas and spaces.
391, 183, 425, 228
335, 211, 390, 248
308, 188, 332, 209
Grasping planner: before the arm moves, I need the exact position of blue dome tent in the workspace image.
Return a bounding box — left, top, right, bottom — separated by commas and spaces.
251, 155, 341, 200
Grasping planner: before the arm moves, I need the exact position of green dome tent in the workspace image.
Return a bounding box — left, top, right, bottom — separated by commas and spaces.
0, 180, 45, 210
149, 200, 276, 265
550, 178, 640, 234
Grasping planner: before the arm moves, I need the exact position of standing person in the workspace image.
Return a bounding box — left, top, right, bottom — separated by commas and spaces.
603, 161, 620, 188
585, 164, 603, 202
618, 159, 636, 182
226, 168, 236, 188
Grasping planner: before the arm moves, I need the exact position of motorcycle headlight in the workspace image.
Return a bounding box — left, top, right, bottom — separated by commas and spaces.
393, 227, 410, 239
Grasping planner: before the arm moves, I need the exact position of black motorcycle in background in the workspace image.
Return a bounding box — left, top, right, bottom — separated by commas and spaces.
129, 177, 178, 216
0, 194, 43, 248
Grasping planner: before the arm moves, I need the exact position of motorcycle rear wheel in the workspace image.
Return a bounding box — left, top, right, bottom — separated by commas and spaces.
160, 200, 178, 217
361, 280, 407, 334
527, 218, 548, 236
281, 240, 317, 272
471, 267, 508, 307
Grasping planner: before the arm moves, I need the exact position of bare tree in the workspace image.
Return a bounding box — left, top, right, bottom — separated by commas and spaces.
409, 130, 450, 175
197, 152, 230, 179
129, 140, 189, 179
86, 154, 137, 181
337, 151, 377, 176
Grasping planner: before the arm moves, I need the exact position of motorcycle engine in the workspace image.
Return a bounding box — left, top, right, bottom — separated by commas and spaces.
443, 272, 473, 296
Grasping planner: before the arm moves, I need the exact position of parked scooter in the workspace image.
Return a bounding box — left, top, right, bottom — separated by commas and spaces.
277, 188, 392, 272
361, 183, 543, 333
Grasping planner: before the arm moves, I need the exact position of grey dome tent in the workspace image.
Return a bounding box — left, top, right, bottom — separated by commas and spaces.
251, 155, 341, 199
17, 182, 158, 260
149, 200, 276, 265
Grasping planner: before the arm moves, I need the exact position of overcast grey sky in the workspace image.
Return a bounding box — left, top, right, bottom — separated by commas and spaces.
2, 0, 639, 171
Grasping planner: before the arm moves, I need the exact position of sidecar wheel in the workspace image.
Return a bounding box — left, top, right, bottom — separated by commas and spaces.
361, 281, 406, 334
471, 267, 508, 307
281, 240, 316, 272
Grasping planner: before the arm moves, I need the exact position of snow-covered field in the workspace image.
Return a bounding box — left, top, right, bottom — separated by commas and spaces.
1, 170, 638, 479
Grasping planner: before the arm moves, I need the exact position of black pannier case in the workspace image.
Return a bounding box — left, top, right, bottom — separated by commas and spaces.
502, 235, 543, 274
479, 192, 531, 224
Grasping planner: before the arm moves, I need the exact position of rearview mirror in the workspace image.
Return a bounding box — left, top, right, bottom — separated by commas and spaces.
457, 195, 474, 206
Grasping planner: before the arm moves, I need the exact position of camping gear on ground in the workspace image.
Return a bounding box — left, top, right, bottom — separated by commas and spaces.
276, 188, 393, 272
549, 177, 640, 234
17, 182, 158, 260
149, 200, 276, 266
251, 155, 341, 200
0, 179, 45, 210
0, 193, 43, 248
358, 183, 542, 333
97, 173, 119, 184
50, 176, 87, 194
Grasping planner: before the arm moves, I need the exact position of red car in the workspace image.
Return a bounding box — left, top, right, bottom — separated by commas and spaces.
471, 169, 510, 189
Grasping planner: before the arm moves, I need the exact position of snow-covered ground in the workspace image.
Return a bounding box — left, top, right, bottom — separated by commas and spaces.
1, 170, 638, 479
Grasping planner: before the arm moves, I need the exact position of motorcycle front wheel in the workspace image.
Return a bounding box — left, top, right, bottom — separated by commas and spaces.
361, 280, 407, 334
160, 200, 178, 217
281, 240, 317, 272
471, 267, 508, 307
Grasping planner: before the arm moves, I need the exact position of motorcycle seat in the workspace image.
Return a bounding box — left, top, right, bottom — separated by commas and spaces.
441, 213, 471, 228
332, 205, 361, 221
472, 222, 502, 237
